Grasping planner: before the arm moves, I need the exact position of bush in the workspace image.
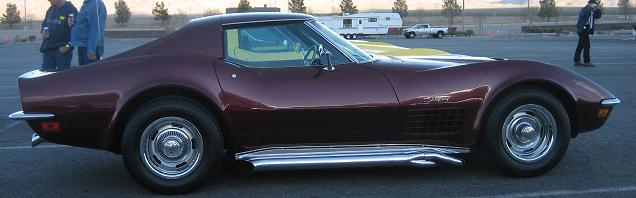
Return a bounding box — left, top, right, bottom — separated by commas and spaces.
28, 35, 36, 42
452, 30, 474, 37
465, 30, 474, 36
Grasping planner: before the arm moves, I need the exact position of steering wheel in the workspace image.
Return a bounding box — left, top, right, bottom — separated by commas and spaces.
303, 45, 319, 66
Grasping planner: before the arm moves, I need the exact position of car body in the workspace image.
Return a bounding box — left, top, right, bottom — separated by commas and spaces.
9, 13, 620, 193
404, 24, 449, 39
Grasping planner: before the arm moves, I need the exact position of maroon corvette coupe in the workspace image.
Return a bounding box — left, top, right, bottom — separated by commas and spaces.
10, 13, 619, 193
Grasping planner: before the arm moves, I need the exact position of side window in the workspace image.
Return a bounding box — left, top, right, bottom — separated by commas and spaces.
343, 19, 352, 28
224, 22, 349, 68
369, 18, 377, 22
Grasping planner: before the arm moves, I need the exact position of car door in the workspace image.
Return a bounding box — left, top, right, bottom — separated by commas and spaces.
215, 21, 399, 148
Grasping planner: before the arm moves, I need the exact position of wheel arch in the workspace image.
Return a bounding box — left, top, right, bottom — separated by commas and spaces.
108, 85, 233, 154
475, 80, 578, 147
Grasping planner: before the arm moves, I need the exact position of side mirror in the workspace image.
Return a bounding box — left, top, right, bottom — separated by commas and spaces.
318, 45, 335, 71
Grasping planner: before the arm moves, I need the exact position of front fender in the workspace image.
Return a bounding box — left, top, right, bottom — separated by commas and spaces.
473, 60, 616, 139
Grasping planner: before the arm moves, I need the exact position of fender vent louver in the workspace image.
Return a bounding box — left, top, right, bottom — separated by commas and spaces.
403, 107, 465, 135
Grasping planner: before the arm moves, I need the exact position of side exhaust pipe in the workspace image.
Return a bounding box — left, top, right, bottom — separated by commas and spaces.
31, 133, 44, 147
236, 144, 469, 172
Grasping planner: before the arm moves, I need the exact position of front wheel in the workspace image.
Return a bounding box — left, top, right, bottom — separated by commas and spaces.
482, 87, 570, 177
405, 32, 415, 39
122, 96, 224, 194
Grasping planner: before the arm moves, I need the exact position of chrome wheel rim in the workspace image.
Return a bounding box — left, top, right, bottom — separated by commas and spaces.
140, 117, 203, 179
502, 104, 557, 163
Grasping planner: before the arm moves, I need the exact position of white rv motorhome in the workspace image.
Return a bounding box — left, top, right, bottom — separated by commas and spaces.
316, 13, 403, 39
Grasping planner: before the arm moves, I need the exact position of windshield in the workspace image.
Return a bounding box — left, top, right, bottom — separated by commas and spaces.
308, 20, 373, 63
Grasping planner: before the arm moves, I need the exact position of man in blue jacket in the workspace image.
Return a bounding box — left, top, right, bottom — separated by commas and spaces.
40, 0, 77, 71
574, 0, 602, 67
68, 0, 106, 65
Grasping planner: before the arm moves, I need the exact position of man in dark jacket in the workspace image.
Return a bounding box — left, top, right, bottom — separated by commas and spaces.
632, 25, 635, 41
574, 0, 602, 67
40, 0, 77, 71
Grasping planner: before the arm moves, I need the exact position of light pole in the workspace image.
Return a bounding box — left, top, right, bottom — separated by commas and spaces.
528, 0, 532, 26
462, 0, 465, 31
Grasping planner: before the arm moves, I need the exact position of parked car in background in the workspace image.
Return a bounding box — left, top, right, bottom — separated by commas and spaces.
9, 13, 620, 194
317, 13, 403, 39
404, 24, 449, 39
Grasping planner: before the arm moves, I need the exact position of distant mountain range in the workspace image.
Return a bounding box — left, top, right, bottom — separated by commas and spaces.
1, 0, 621, 20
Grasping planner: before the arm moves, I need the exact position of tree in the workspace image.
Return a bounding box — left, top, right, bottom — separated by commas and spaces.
1, 3, 21, 27
203, 8, 221, 17
152, 1, 170, 25
618, 0, 632, 20
441, 0, 461, 27
174, 9, 189, 27
538, 0, 558, 22
238, 0, 252, 13
339, 0, 358, 14
307, 7, 315, 15
114, 0, 131, 27
392, 0, 408, 17
288, 0, 307, 13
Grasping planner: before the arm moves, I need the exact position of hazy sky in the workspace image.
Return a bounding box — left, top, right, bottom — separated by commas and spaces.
0, 0, 620, 20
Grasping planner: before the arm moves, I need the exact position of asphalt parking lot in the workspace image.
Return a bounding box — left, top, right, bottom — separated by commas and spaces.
0, 35, 635, 197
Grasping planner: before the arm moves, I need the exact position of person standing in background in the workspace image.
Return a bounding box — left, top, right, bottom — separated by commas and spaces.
40, 0, 77, 71
68, 0, 107, 65
632, 25, 635, 41
573, 0, 602, 67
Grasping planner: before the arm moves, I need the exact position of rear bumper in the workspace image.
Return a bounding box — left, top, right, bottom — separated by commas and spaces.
8, 111, 55, 120
8, 111, 55, 147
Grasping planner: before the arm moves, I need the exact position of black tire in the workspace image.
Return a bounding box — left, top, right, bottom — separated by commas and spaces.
482, 87, 570, 177
121, 96, 224, 194
407, 32, 416, 39
437, 31, 445, 39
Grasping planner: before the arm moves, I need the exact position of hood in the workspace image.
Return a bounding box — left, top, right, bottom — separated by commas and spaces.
371, 54, 498, 71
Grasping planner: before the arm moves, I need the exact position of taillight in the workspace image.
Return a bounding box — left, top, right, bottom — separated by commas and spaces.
40, 122, 60, 132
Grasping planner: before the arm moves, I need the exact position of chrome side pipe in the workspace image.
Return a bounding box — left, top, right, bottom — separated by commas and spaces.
236, 144, 469, 172
31, 133, 44, 147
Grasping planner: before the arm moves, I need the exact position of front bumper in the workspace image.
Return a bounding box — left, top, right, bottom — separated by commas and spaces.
601, 98, 621, 106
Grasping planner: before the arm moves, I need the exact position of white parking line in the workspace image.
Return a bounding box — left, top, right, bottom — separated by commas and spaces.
0, 144, 70, 150
471, 185, 636, 198
0, 121, 20, 133
0, 96, 19, 99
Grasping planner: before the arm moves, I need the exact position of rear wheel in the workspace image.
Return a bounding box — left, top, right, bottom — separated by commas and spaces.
483, 87, 570, 177
122, 96, 224, 194
437, 31, 445, 39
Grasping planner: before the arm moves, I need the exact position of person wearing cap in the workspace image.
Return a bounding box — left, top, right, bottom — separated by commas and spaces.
574, 0, 603, 67
40, 0, 78, 71
68, 0, 107, 65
